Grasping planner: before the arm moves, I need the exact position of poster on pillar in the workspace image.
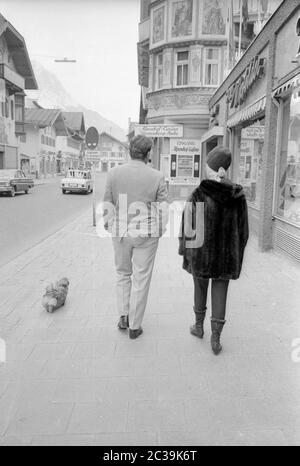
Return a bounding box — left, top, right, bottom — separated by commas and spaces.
169, 139, 201, 184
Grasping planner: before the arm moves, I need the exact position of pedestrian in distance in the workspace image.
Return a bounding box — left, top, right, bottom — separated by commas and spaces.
103, 135, 169, 339
179, 146, 249, 355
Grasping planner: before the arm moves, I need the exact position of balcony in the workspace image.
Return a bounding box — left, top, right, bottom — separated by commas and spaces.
146, 87, 214, 127
0, 64, 25, 93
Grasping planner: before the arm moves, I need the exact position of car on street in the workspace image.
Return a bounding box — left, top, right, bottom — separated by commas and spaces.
0, 169, 34, 197
61, 169, 93, 194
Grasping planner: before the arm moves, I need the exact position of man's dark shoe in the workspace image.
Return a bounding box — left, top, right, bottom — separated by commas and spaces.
129, 328, 143, 339
118, 315, 129, 330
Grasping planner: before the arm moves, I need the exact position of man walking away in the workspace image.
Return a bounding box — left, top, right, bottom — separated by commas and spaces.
103, 135, 169, 339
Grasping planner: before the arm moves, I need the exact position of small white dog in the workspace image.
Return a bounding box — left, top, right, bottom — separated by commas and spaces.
42, 277, 70, 313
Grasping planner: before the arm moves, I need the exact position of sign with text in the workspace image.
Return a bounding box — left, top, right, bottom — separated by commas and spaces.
241, 125, 265, 140
177, 155, 194, 177
170, 139, 201, 180
85, 150, 101, 162
226, 56, 266, 108
134, 124, 183, 138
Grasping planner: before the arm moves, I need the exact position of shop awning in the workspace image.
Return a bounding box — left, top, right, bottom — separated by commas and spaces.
200, 126, 225, 143
227, 96, 266, 128
272, 74, 300, 98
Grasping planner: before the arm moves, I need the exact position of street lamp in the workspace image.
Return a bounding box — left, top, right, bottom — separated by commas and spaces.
54, 57, 77, 63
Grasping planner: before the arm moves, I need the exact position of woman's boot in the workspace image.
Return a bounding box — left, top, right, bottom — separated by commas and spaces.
190, 308, 206, 339
210, 318, 226, 355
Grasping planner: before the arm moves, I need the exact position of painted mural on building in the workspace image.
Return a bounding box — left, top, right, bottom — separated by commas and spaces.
202, 0, 226, 36
171, 0, 193, 38
152, 6, 165, 44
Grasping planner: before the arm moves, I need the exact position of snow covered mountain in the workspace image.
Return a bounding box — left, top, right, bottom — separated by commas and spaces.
27, 61, 127, 142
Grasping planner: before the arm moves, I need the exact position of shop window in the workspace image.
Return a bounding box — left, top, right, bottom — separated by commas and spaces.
238, 120, 265, 208
276, 88, 300, 226
204, 48, 220, 87
155, 53, 163, 90
10, 100, 14, 120
1, 97, 9, 118
176, 50, 189, 86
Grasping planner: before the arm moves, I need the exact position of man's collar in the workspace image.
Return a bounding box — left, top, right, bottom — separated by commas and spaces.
129, 159, 147, 165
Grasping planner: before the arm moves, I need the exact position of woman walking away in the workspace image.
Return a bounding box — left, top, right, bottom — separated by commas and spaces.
179, 146, 249, 355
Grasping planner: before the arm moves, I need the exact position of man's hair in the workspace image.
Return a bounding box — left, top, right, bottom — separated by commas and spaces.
130, 135, 152, 160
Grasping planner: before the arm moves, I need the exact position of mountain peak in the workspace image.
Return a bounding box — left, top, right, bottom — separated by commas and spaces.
28, 60, 127, 142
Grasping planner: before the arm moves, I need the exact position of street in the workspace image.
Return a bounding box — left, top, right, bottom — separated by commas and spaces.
0, 173, 106, 268
0, 206, 300, 446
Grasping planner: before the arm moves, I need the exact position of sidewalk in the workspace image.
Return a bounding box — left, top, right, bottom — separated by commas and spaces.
0, 208, 300, 446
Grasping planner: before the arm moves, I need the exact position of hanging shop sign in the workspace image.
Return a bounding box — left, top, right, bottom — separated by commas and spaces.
226, 56, 266, 109
170, 139, 201, 183
134, 124, 183, 138
241, 125, 265, 140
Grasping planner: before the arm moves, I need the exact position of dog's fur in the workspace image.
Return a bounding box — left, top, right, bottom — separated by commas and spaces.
42, 277, 69, 313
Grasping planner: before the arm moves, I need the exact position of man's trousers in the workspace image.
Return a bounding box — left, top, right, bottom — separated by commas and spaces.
112, 236, 159, 330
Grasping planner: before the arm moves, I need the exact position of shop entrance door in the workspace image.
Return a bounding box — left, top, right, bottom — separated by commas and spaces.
0, 152, 4, 169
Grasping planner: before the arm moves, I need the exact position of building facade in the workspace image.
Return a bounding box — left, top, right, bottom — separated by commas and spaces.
20, 107, 67, 177
0, 13, 37, 170
96, 132, 129, 172
207, 0, 300, 262
137, 0, 282, 199
56, 112, 86, 173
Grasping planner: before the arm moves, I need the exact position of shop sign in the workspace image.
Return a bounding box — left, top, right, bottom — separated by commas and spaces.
241, 126, 265, 140
226, 56, 266, 109
134, 124, 183, 138
170, 139, 201, 180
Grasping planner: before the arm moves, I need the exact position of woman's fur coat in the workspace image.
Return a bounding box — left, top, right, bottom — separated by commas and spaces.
179, 179, 249, 280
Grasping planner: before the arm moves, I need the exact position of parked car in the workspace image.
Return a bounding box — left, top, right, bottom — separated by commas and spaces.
0, 169, 34, 197
61, 169, 93, 194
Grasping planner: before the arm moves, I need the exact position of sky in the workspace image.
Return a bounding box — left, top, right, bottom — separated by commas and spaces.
0, 0, 140, 131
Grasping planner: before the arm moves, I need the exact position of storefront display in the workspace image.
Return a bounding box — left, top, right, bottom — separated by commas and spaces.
276, 85, 300, 226
206, 0, 300, 260
169, 138, 201, 183
238, 121, 264, 208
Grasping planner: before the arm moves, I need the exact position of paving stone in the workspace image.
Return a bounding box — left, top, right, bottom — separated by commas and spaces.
53, 378, 107, 403
28, 342, 75, 360
0, 435, 32, 446
94, 431, 157, 446
31, 434, 95, 446
105, 376, 157, 402
67, 401, 128, 434
127, 400, 187, 432
114, 339, 157, 358
133, 356, 181, 377
6, 402, 74, 436
91, 357, 135, 378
